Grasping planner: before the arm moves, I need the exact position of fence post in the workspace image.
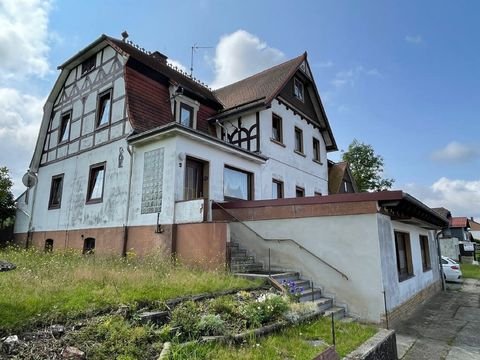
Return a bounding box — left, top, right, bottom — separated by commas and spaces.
331, 312, 336, 348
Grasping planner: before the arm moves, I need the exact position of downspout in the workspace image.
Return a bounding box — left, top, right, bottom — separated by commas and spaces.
25, 175, 38, 249
436, 230, 446, 291
122, 144, 134, 257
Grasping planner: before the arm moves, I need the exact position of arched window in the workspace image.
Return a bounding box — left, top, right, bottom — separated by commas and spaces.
83, 237, 95, 255
45, 239, 54, 252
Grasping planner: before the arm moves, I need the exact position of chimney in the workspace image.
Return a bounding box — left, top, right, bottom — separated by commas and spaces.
151, 51, 168, 64
471, 217, 474, 221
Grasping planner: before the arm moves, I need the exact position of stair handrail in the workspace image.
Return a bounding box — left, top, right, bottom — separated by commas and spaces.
212, 201, 349, 281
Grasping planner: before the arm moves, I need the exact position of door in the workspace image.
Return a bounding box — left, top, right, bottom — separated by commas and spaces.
184, 158, 204, 200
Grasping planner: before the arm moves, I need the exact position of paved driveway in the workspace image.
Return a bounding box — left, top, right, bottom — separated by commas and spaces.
394, 279, 480, 359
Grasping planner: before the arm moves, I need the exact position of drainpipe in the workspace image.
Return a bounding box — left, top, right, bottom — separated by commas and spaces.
122, 144, 134, 257
25, 173, 38, 249
436, 230, 446, 291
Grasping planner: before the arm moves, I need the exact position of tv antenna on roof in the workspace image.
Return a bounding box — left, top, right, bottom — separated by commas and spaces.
190, 44, 213, 77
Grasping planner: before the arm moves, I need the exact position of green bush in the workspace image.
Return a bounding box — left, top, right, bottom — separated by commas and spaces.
196, 314, 226, 336
72, 315, 162, 360
170, 301, 202, 340
241, 294, 289, 328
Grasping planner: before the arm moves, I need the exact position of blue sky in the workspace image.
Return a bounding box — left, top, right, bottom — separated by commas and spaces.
1, 0, 479, 217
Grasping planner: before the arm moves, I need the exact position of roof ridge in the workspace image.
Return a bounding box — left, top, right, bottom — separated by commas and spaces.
106, 35, 214, 92
214, 53, 306, 92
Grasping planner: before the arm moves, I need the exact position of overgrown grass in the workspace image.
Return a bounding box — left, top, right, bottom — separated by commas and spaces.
461, 263, 480, 279
171, 317, 377, 359
0, 247, 260, 333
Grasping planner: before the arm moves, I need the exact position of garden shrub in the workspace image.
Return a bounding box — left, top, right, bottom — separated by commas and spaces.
196, 314, 226, 336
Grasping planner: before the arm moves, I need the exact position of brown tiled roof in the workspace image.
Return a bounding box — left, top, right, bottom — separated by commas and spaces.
328, 161, 348, 194
432, 207, 451, 220
470, 218, 480, 231
450, 217, 469, 228
214, 54, 306, 110
106, 37, 221, 107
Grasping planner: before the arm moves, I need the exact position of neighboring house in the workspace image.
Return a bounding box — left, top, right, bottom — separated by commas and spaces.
450, 217, 472, 242
470, 217, 480, 241
432, 207, 460, 260
14, 34, 448, 325
327, 160, 357, 194
14, 34, 336, 256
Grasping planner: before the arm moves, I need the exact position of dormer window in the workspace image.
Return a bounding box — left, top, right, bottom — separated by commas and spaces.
293, 78, 304, 102
179, 103, 194, 127
81, 55, 96, 75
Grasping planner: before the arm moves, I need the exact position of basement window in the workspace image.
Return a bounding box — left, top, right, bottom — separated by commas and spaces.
45, 239, 54, 252
86, 163, 105, 204
83, 237, 95, 255
96, 89, 112, 127
48, 174, 64, 209
395, 231, 414, 281
420, 235, 431, 271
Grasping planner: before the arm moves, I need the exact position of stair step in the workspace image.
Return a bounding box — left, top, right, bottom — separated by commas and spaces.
231, 263, 264, 273
323, 306, 345, 320
271, 272, 300, 282
309, 297, 334, 312
230, 249, 247, 256
231, 256, 255, 264
298, 289, 323, 302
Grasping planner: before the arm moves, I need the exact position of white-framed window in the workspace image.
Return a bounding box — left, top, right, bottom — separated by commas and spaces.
294, 78, 304, 102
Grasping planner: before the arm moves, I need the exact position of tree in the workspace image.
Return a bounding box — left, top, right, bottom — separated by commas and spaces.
0, 167, 15, 228
342, 139, 394, 192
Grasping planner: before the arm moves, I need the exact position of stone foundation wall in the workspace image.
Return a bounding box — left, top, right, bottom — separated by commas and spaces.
14, 225, 173, 257
386, 280, 441, 327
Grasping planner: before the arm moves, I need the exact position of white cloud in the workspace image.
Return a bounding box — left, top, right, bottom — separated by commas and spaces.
331, 66, 382, 88
314, 60, 334, 68
167, 59, 188, 74
211, 30, 285, 89
0, 0, 52, 81
431, 141, 477, 162
405, 35, 423, 44
404, 178, 480, 219
0, 0, 52, 197
0, 88, 44, 196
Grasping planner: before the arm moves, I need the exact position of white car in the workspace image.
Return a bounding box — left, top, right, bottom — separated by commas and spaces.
441, 256, 463, 282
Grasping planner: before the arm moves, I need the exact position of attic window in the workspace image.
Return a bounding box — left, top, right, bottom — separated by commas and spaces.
293, 78, 304, 102
179, 103, 194, 127
59, 111, 71, 144
81, 55, 96, 75
96, 89, 112, 127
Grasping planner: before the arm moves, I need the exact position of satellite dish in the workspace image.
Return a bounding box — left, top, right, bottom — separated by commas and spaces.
22, 171, 37, 188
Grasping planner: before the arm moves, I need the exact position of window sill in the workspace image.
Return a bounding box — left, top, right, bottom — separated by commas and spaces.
270, 138, 286, 147
81, 68, 96, 78
423, 267, 432, 273
86, 198, 103, 205
48, 205, 61, 210
398, 274, 415, 282
294, 150, 306, 157
96, 122, 110, 130
312, 159, 323, 165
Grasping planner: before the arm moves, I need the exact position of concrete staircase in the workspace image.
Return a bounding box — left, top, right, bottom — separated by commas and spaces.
229, 242, 346, 319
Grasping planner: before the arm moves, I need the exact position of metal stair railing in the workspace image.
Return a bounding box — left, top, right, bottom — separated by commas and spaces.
213, 201, 349, 281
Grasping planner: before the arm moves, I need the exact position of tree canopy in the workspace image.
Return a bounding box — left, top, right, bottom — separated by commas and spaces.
0, 167, 15, 228
341, 139, 394, 192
